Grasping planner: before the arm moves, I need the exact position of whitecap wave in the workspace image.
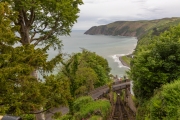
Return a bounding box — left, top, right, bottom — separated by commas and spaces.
111, 54, 130, 69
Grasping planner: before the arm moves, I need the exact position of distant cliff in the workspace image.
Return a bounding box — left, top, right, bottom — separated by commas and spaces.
84, 17, 180, 38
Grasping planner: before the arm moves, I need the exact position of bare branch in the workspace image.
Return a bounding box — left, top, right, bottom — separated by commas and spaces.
33, 30, 54, 46
30, 30, 37, 42
33, 18, 60, 46
29, 7, 35, 27
22, 8, 28, 26
27, 107, 51, 114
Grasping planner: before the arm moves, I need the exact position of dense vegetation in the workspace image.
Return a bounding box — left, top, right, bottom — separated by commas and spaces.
2, 0, 180, 119
128, 23, 180, 119
56, 49, 111, 115
58, 96, 111, 120
0, 1, 111, 119
0, 0, 88, 119
136, 80, 180, 120
129, 24, 180, 102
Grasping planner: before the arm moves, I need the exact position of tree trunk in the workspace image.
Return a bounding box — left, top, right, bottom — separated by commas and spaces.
35, 107, 45, 120
17, 8, 49, 120
31, 71, 45, 120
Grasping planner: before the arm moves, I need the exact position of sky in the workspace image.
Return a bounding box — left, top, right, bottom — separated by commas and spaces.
72, 0, 180, 30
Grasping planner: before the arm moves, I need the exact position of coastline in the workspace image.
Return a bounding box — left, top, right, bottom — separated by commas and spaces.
119, 56, 130, 68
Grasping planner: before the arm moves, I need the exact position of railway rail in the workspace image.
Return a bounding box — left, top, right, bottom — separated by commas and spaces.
111, 92, 135, 120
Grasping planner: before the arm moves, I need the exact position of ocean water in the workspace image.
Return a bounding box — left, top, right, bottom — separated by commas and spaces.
48, 30, 137, 77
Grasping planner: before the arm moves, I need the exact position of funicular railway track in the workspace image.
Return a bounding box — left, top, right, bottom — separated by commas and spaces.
112, 91, 135, 120
112, 95, 122, 120
46, 80, 135, 120
113, 94, 128, 120
89, 80, 135, 120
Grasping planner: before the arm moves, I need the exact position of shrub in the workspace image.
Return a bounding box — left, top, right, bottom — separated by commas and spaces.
73, 96, 93, 112
89, 115, 102, 120
137, 80, 180, 120
148, 80, 180, 120
79, 100, 111, 119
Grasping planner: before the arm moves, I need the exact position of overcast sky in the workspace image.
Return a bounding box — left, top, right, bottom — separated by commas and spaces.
72, 0, 180, 30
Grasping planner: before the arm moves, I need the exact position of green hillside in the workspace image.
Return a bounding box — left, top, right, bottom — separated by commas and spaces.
84, 17, 180, 40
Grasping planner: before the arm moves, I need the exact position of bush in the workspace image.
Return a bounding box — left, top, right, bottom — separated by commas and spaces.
21, 114, 35, 120
137, 80, 180, 120
89, 115, 102, 120
79, 100, 111, 119
148, 80, 180, 120
56, 114, 73, 120
73, 96, 93, 112
58, 96, 111, 120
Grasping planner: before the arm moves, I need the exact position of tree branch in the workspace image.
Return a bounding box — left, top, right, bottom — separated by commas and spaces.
33, 18, 60, 46
29, 7, 35, 27
27, 107, 51, 114
22, 8, 28, 26
30, 29, 37, 42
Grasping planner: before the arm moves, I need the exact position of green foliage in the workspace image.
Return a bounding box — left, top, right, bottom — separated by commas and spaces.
0, 1, 72, 116
0, 2, 18, 45
79, 49, 111, 87
73, 96, 93, 112
0, 3, 43, 114
1, 0, 83, 48
135, 101, 150, 120
21, 114, 35, 120
58, 96, 111, 120
137, 80, 180, 120
128, 24, 180, 103
56, 114, 73, 120
149, 80, 180, 120
120, 90, 125, 101
113, 92, 117, 103
43, 75, 71, 109
136, 18, 180, 49
89, 115, 102, 120
78, 99, 111, 119
121, 56, 131, 67
58, 49, 111, 114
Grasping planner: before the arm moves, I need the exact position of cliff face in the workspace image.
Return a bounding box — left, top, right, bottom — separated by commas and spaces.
84, 17, 180, 38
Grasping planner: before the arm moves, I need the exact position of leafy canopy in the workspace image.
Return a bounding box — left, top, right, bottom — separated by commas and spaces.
1, 0, 83, 48
57, 49, 111, 114
138, 80, 180, 120
0, 0, 82, 117
128, 24, 180, 103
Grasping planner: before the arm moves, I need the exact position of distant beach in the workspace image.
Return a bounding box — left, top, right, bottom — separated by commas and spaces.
119, 56, 130, 68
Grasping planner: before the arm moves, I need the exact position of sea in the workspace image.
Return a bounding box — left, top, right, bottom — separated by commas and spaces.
48, 30, 137, 78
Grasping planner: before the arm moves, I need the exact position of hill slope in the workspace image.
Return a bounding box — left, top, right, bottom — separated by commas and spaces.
84, 17, 180, 39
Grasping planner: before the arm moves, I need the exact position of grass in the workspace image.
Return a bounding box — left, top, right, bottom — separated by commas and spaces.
57, 96, 111, 120
113, 92, 117, 103
89, 115, 102, 120
121, 55, 131, 67
79, 100, 111, 119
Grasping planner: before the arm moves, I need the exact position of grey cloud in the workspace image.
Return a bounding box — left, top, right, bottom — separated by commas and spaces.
142, 7, 162, 13
73, 0, 180, 30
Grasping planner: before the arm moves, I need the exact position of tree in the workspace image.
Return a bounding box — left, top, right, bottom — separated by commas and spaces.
80, 49, 111, 87
1, 0, 83, 47
0, 0, 83, 79
0, 2, 48, 115
0, 1, 82, 119
58, 50, 111, 115
128, 24, 180, 103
